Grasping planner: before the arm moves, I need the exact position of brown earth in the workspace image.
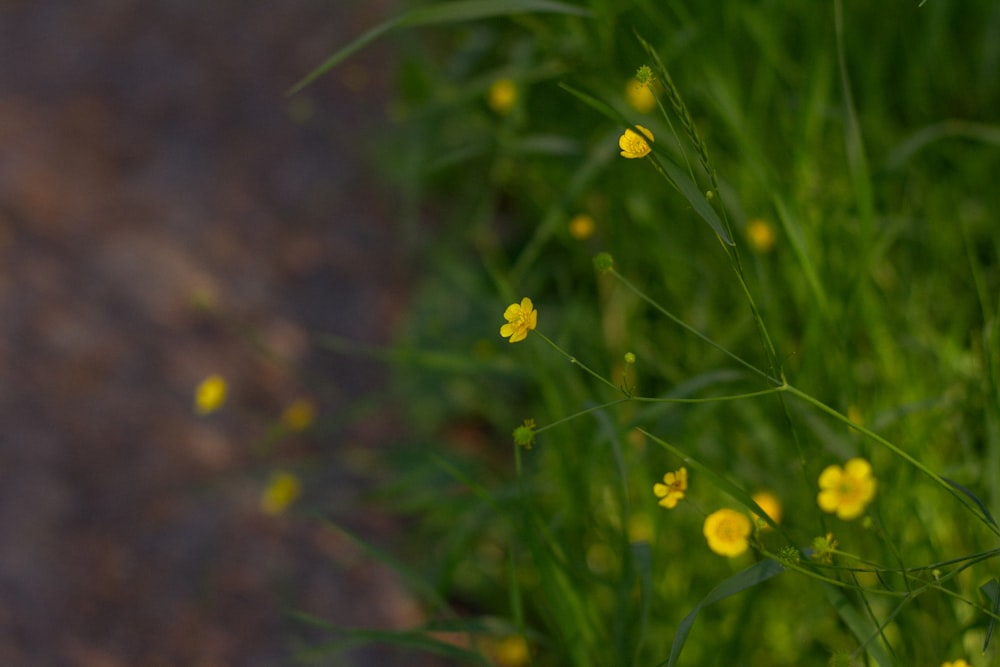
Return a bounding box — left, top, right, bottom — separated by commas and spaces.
0, 1, 430, 665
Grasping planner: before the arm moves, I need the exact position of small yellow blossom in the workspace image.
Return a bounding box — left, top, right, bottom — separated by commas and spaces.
619, 125, 654, 158
703, 508, 752, 557
653, 467, 687, 509
817, 458, 877, 520
260, 471, 302, 516
499, 297, 537, 343
746, 218, 776, 253
487, 78, 518, 115
281, 398, 316, 432
625, 77, 656, 113
750, 490, 783, 529
493, 634, 530, 667
568, 213, 596, 240
941, 660, 971, 667
194, 374, 227, 415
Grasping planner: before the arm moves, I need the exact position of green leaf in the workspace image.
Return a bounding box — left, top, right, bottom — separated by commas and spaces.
287, 0, 592, 95
558, 83, 733, 245
941, 476, 999, 529
291, 613, 493, 665
981, 578, 1000, 653
822, 584, 896, 667
662, 559, 785, 667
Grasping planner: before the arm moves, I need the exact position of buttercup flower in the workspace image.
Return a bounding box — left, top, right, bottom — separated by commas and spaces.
500, 297, 537, 343
281, 398, 316, 432
625, 77, 656, 113
941, 660, 971, 667
746, 218, 776, 253
703, 508, 752, 557
817, 458, 877, 520
488, 78, 518, 115
653, 467, 687, 509
493, 634, 530, 667
750, 490, 782, 529
194, 374, 227, 415
260, 471, 302, 516
568, 213, 596, 240
619, 125, 654, 158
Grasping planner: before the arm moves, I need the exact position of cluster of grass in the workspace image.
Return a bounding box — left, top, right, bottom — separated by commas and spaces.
292, 1, 1000, 665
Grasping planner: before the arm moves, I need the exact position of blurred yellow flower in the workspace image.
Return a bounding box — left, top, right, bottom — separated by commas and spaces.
653, 467, 687, 509
627, 513, 654, 542
817, 458, 877, 520
625, 77, 656, 113
194, 374, 227, 415
941, 660, 971, 667
751, 490, 782, 529
500, 297, 537, 343
487, 78, 518, 115
493, 634, 530, 667
260, 471, 302, 516
703, 508, 752, 557
619, 125, 654, 158
746, 218, 776, 253
568, 213, 596, 240
281, 398, 316, 432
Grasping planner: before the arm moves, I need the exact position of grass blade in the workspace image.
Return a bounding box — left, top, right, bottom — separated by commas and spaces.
288, 0, 592, 95
662, 558, 785, 667
559, 82, 732, 245
981, 578, 1000, 653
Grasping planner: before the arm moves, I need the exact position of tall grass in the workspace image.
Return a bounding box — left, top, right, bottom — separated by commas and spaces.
293, 1, 1000, 664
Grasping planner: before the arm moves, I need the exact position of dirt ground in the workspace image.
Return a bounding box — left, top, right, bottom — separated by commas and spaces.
0, 1, 427, 665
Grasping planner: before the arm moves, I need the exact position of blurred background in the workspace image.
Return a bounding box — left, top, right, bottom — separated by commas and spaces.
0, 1, 422, 665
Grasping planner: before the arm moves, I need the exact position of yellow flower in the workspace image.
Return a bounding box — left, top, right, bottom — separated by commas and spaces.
817, 458, 877, 520
619, 125, 654, 158
653, 467, 687, 509
703, 508, 752, 557
281, 398, 316, 432
750, 490, 782, 529
746, 218, 776, 253
941, 660, 971, 667
493, 634, 530, 667
260, 471, 302, 516
499, 297, 537, 343
625, 77, 656, 113
627, 513, 654, 543
568, 213, 596, 240
487, 78, 518, 115
194, 374, 227, 415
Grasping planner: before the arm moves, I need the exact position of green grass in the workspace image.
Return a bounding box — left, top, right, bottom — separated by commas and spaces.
294, 0, 1000, 664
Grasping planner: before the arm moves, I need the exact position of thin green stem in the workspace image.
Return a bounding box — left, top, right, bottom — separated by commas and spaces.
610, 269, 780, 386
533, 331, 622, 393
782, 383, 1000, 537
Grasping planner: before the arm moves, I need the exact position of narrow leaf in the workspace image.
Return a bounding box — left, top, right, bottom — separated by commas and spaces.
663, 559, 784, 667
981, 578, 1000, 652
822, 584, 895, 667
558, 83, 732, 245
288, 0, 592, 95
941, 476, 999, 529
